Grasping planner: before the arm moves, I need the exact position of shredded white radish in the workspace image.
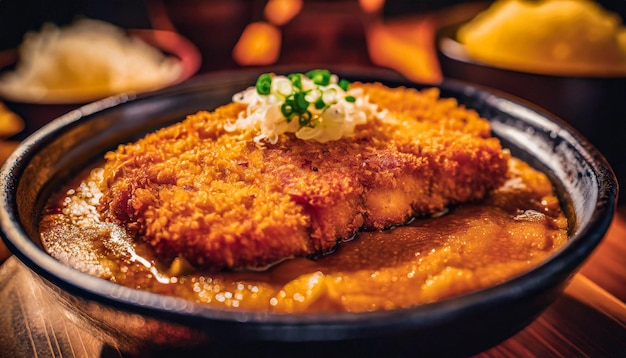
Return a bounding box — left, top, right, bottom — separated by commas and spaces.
227, 72, 378, 144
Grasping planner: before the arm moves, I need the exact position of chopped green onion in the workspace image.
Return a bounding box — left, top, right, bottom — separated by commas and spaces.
298, 111, 312, 127
256, 73, 272, 95
274, 77, 293, 97
306, 69, 331, 86
281, 102, 294, 119
315, 97, 326, 110
338, 78, 350, 91
293, 91, 309, 112
288, 73, 303, 89
245, 70, 364, 140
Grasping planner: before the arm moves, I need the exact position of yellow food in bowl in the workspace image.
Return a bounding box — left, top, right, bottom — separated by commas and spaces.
457, 0, 626, 76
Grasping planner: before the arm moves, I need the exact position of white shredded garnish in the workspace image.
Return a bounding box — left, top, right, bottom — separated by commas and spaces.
226, 71, 379, 144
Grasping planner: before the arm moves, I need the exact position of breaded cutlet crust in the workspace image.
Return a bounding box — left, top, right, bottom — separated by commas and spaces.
97, 83, 510, 269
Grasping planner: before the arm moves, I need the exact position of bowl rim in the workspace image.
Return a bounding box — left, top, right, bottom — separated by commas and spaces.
0, 70, 618, 339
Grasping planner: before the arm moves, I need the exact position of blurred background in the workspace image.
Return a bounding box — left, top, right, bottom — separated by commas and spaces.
2, 0, 625, 74
0, 0, 625, 189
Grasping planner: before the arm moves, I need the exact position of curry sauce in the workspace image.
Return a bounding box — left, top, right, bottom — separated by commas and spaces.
40, 157, 567, 313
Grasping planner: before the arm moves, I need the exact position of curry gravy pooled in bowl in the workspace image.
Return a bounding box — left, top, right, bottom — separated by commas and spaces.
39, 70, 567, 313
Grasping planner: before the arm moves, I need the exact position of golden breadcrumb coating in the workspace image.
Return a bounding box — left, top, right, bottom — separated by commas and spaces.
98, 82, 509, 269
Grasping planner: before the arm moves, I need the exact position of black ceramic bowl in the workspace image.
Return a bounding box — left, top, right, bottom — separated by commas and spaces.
436, 23, 626, 194
0, 69, 617, 357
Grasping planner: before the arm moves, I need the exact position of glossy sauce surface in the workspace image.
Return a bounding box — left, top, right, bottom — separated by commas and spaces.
40, 158, 567, 313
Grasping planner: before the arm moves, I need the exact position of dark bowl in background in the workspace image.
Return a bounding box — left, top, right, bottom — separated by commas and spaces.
437, 24, 626, 196
0, 69, 618, 357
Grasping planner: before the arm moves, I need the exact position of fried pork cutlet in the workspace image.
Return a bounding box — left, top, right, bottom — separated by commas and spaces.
97, 80, 509, 270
